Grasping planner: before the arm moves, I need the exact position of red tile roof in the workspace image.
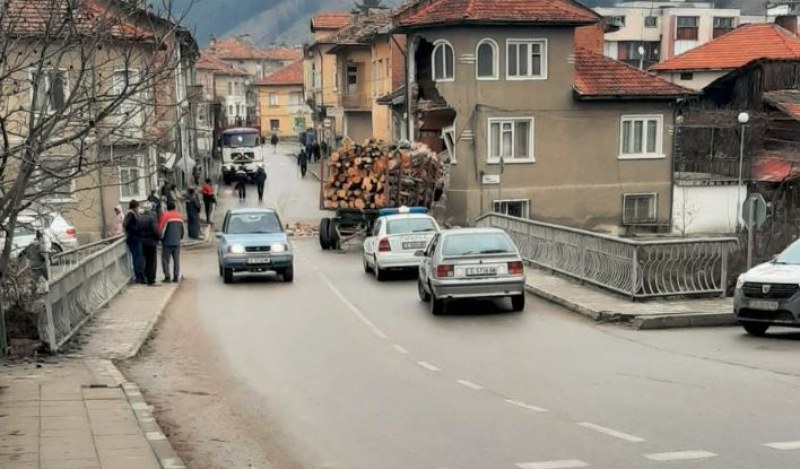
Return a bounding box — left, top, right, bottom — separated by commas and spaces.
311, 11, 352, 31
196, 54, 249, 76
3, 0, 154, 40
574, 49, 695, 99
395, 0, 599, 28
764, 89, 800, 122
651, 24, 800, 72
325, 10, 392, 48
255, 60, 304, 86
753, 152, 800, 182
207, 37, 301, 61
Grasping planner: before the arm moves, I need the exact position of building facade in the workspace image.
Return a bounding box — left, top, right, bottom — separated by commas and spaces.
255, 61, 312, 138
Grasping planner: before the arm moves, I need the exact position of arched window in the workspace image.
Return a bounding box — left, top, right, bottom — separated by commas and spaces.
432, 41, 454, 81
476, 39, 498, 79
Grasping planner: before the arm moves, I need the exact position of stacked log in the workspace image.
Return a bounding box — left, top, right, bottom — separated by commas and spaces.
322, 139, 441, 210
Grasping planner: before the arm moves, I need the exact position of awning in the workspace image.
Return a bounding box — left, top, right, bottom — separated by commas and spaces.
753, 154, 800, 182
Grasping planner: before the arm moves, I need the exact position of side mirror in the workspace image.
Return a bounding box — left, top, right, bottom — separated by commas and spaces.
414, 250, 425, 257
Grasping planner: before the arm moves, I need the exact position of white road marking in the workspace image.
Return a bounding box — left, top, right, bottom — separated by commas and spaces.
765, 441, 800, 450
456, 379, 483, 390
392, 344, 410, 354
417, 361, 441, 372
577, 422, 645, 443
319, 272, 388, 339
503, 398, 548, 413
644, 451, 717, 461
516, 460, 589, 469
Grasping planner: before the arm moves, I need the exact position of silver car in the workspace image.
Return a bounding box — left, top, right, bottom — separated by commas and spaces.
363, 213, 440, 280
416, 228, 526, 315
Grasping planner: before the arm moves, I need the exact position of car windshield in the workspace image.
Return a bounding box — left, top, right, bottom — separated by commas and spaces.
387, 218, 437, 235
775, 241, 800, 264
442, 232, 515, 256
226, 213, 282, 235
222, 133, 259, 148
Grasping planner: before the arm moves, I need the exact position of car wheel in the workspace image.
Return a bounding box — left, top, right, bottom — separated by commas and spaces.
742, 321, 769, 336
363, 255, 372, 273
511, 294, 525, 312
319, 218, 331, 250
223, 268, 234, 284
430, 293, 445, 315
418, 278, 430, 302
374, 257, 386, 281
283, 266, 294, 283
328, 221, 340, 250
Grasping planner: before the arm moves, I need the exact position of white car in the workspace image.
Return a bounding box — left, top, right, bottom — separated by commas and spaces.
363, 208, 440, 281
0, 212, 79, 257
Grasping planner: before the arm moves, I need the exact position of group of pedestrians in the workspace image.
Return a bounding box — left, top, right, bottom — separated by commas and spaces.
234, 166, 267, 202
123, 199, 185, 285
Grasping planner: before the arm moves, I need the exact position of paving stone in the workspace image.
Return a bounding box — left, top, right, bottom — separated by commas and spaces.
95, 434, 151, 451
0, 440, 38, 454
0, 406, 40, 417
0, 452, 38, 462
41, 459, 101, 469
2, 462, 38, 469
41, 416, 91, 430
81, 387, 125, 401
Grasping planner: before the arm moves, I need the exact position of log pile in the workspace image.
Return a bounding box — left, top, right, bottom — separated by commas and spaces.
322, 139, 441, 210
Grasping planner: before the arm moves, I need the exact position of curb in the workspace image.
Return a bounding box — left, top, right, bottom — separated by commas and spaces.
524, 283, 736, 330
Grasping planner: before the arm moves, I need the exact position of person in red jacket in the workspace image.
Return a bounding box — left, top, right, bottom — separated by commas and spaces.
158, 202, 185, 282
200, 178, 215, 224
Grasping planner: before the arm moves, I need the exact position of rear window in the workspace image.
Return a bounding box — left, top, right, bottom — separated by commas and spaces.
386, 218, 437, 235
226, 213, 282, 235
442, 232, 515, 257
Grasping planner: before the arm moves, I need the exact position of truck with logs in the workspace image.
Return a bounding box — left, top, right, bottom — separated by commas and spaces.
318, 139, 443, 251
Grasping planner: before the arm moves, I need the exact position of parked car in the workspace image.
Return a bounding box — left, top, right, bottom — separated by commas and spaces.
363, 207, 440, 280
416, 227, 526, 315
734, 239, 800, 335
0, 212, 78, 257
216, 208, 294, 284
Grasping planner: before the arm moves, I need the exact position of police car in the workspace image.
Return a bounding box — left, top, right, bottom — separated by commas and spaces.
363, 207, 440, 281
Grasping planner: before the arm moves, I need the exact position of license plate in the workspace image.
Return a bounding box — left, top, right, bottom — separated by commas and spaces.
466, 267, 497, 277
402, 241, 427, 250
247, 257, 270, 265
750, 300, 779, 311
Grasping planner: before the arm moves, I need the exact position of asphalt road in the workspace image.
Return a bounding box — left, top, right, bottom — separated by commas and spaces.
146, 148, 800, 469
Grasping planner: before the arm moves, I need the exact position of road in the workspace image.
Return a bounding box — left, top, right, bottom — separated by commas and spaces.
125, 146, 800, 469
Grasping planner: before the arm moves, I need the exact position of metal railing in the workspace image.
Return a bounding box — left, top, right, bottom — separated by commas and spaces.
41, 236, 131, 352
477, 213, 738, 299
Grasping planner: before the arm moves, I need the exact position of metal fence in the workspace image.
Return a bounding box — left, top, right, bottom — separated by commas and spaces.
41, 236, 130, 352
477, 213, 738, 299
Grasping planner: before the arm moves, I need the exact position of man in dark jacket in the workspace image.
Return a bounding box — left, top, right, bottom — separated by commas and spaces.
254, 166, 267, 202
186, 188, 202, 239
137, 203, 159, 286
123, 200, 145, 283
235, 165, 248, 201
158, 201, 185, 283
297, 149, 308, 178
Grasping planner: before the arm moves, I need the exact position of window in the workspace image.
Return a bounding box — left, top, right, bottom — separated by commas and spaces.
488, 118, 534, 163
623, 193, 657, 224
507, 39, 547, 80
119, 165, 145, 200
442, 126, 456, 162
432, 41, 454, 81
603, 41, 618, 59
228, 81, 233, 95
311, 62, 319, 89
476, 39, 498, 79
112, 69, 141, 128
619, 115, 663, 158
289, 92, 302, 106
270, 119, 280, 131
644, 16, 657, 28
38, 157, 76, 202
494, 199, 530, 218
676, 16, 699, 40
346, 64, 359, 94
605, 15, 626, 26
332, 69, 338, 92
713, 17, 735, 37
680, 72, 694, 81
269, 92, 278, 106
228, 104, 234, 116
29, 69, 68, 114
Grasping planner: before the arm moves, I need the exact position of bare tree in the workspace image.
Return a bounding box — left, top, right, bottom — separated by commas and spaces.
0, 0, 197, 278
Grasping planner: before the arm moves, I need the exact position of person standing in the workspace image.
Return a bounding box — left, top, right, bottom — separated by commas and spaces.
312, 141, 321, 163
235, 165, 248, 201
271, 133, 279, 153
109, 205, 124, 237
137, 203, 159, 286
254, 166, 267, 202
123, 200, 145, 284
186, 187, 202, 239
297, 148, 308, 178
147, 190, 162, 219
201, 178, 215, 224
158, 201, 184, 283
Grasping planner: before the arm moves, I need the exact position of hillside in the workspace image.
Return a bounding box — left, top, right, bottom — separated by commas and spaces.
176, 0, 766, 47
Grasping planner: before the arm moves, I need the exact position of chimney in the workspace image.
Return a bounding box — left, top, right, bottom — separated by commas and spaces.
575, 23, 605, 54
776, 15, 799, 35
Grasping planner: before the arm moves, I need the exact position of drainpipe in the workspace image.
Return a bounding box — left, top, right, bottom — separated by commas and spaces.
391, 35, 409, 141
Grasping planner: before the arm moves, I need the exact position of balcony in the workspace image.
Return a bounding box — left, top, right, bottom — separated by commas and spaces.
341, 92, 372, 111
674, 156, 750, 183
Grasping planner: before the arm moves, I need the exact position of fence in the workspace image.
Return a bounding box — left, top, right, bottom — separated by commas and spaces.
40, 236, 131, 352
477, 213, 738, 299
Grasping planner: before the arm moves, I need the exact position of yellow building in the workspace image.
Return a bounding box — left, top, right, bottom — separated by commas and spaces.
255, 61, 311, 138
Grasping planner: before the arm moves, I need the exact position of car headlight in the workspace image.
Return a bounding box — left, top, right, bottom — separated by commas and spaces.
271, 243, 287, 253
228, 244, 245, 254
736, 275, 746, 289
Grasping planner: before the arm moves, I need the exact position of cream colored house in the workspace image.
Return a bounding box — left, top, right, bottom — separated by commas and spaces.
254, 61, 312, 138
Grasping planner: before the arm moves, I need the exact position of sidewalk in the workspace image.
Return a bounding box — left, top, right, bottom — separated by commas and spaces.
525, 267, 735, 329
0, 281, 184, 468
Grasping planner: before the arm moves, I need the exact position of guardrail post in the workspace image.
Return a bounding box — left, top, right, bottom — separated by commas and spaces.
630, 246, 638, 300
43, 286, 57, 353
720, 243, 729, 298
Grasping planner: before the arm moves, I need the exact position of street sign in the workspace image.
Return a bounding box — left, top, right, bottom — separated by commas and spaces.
742, 193, 767, 230
482, 174, 500, 185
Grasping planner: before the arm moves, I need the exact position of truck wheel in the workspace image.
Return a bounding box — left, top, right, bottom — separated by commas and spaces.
742, 321, 769, 336
328, 221, 340, 250
319, 218, 331, 250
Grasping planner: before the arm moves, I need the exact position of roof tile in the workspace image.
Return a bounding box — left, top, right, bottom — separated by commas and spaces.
395, 0, 598, 28
207, 37, 302, 61
651, 24, 800, 72
196, 53, 249, 76
764, 89, 800, 122
255, 60, 304, 86
311, 11, 352, 31
574, 49, 694, 98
